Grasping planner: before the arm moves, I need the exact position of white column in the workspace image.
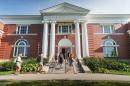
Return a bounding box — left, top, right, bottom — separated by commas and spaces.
81, 22, 89, 57
75, 21, 81, 59
42, 21, 49, 58
49, 21, 56, 61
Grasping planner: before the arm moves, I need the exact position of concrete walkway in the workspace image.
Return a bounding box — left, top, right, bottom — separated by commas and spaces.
0, 73, 130, 81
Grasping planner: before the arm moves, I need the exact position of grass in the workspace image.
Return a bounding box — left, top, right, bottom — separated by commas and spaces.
106, 70, 130, 75
0, 81, 130, 86
0, 71, 14, 75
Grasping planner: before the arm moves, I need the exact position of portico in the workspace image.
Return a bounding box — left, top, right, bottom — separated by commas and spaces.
40, 2, 90, 60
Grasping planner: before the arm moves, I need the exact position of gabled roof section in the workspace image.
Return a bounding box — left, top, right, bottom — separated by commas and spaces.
40, 2, 90, 15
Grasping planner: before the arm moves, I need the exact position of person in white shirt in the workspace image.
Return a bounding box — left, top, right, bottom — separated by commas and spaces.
15, 53, 22, 74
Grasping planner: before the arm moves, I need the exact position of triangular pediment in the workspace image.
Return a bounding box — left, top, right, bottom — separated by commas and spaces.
40, 2, 89, 14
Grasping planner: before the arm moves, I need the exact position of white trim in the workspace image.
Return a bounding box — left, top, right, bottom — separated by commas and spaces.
101, 24, 114, 34
56, 33, 75, 35
12, 45, 30, 47
13, 39, 29, 57
16, 25, 29, 35
102, 39, 118, 57
57, 24, 72, 34
94, 33, 124, 35
7, 33, 37, 36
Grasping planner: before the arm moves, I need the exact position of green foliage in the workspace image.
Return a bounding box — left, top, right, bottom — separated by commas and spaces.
0, 58, 49, 72
0, 61, 15, 71
97, 68, 110, 73
22, 63, 38, 72
21, 58, 48, 72
1, 81, 130, 86
83, 57, 130, 73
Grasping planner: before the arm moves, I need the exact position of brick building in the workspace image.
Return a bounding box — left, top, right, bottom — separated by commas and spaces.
0, 2, 130, 61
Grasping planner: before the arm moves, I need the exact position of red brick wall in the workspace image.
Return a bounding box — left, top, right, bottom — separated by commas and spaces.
0, 22, 130, 60
0, 24, 43, 59
87, 23, 129, 59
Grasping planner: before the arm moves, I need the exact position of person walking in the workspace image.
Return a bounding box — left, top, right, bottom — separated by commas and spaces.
14, 53, 22, 75
70, 53, 78, 74
58, 52, 64, 68
37, 52, 44, 73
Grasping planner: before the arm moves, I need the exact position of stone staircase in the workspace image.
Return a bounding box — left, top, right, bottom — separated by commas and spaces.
47, 59, 91, 74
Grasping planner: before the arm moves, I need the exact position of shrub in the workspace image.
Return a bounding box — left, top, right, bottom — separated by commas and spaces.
83, 58, 107, 72
97, 68, 110, 73
0, 58, 49, 72
0, 61, 15, 71
21, 58, 48, 72
22, 63, 38, 72
83, 58, 130, 73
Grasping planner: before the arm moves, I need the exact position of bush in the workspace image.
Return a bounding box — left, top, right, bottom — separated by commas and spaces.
22, 62, 38, 72
97, 68, 110, 73
21, 58, 48, 72
0, 61, 15, 71
0, 58, 49, 72
83, 57, 130, 73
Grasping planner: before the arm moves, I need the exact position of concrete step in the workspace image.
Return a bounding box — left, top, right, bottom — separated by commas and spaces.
48, 61, 80, 74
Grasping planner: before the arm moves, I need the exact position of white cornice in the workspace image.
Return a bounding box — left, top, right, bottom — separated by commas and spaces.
87, 14, 130, 17
86, 14, 130, 24
0, 14, 130, 24
0, 15, 42, 24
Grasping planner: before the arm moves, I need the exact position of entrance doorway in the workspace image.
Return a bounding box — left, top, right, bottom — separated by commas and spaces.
61, 47, 71, 59
58, 38, 73, 59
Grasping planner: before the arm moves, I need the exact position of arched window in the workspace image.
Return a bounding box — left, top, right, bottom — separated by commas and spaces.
13, 39, 29, 57
103, 39, 118, 57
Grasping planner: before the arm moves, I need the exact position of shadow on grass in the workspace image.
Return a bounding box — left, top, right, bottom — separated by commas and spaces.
0, 80, 130, 86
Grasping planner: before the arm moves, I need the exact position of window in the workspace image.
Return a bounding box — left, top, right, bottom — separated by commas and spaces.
102, 25, 114, 33
103, 39, 118, 57
16, 25, 28, 34
58, 24, 72, 34
13, 39, 29, 57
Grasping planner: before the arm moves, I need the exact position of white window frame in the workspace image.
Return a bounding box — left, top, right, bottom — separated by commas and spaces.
16, 25, 29, 34
57, 23, 72, 34
102, 24, 114, 34
13, 39, 29, 57
103, 39, 118, 57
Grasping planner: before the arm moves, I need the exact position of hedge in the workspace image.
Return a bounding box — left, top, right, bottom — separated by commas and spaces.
0, 58, 48, 72
83, 58, 130, 73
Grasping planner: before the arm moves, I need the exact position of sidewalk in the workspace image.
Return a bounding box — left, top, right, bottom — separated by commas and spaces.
0, 73, 130, 81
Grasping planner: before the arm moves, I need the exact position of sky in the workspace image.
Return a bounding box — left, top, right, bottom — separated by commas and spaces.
0, 0, 130, 15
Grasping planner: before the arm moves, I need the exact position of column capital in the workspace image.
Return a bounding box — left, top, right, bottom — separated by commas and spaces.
42, 20, 49, 23
50, 21, 56, 23
74, 20, 80, 23
74, 20, 87, 23
81, 21, 88, 25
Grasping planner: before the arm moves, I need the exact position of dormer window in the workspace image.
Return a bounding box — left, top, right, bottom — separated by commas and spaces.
102, 25, 114, 34
16, 25, 29, 34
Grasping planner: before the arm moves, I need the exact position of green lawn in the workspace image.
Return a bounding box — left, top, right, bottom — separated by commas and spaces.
0, 71, 14, 75
0, 81, 130, 86
1, 70, 130, 76
106, 70, 130, 75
